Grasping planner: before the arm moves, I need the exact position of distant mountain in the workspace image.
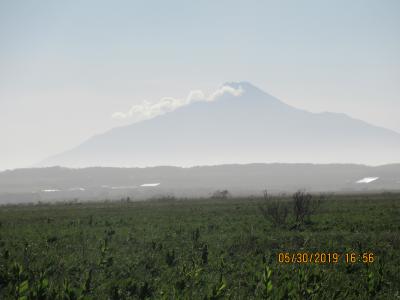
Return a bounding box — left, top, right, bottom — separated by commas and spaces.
40, 82, 400, 167
1, 164, 400, 203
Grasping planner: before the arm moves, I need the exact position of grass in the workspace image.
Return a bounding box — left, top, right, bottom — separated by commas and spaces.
0, 193, 399, 299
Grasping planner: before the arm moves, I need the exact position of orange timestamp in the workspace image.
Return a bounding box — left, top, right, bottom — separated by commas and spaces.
277, 252, 375, 264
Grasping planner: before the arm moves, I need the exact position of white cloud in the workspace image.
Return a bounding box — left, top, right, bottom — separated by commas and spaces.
112, 84, 244, 121
208, 85, 244, 101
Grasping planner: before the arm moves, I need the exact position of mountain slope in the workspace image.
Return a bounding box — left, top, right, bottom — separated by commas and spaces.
41, 82, 400, 167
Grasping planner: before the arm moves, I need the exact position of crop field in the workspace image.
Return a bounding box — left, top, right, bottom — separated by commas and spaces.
0, 193, 399, 299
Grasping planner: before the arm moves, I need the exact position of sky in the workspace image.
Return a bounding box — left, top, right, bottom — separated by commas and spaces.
0, 0, 399, 170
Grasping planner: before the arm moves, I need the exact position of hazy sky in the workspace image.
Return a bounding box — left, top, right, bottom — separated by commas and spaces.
1, 0, 399, 170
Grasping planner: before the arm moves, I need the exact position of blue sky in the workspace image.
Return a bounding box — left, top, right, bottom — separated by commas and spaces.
0, 0, 399, 169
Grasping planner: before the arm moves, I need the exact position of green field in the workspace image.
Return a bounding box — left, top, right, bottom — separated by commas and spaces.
0, 193, 399, 299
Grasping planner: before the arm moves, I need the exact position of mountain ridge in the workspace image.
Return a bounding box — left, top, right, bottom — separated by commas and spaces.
2, 163, 400, 204
40, 82, 400, 167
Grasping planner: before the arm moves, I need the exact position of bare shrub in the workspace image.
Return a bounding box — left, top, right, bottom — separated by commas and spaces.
259, 191, 289, 227
211, 190, 231, 200
262, 189, 269, 201
292, 190, 319, 224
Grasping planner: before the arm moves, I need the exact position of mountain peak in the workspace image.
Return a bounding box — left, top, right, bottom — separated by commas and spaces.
223, 81, 253, 88
219, 81, 277, 102
222, 81, 262, 94
39, 82, 400, 168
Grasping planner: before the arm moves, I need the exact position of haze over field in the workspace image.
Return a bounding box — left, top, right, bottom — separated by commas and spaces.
1, 163, 400, 204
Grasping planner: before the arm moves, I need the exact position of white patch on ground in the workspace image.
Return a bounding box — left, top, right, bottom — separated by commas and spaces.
356, 177, 379, 184
42, 189, 60, 192
140, 183, 160, 187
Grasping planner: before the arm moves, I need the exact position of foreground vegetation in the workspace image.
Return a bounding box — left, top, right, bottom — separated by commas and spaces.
0, 192, 399, 299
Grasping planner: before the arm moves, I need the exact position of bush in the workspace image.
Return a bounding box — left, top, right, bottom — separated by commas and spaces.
259, 191, 289, 227
292, 190, 319, 224
211, 190, 231, 200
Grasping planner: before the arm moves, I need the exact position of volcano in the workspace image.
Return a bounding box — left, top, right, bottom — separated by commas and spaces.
40, 82, 400, 167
